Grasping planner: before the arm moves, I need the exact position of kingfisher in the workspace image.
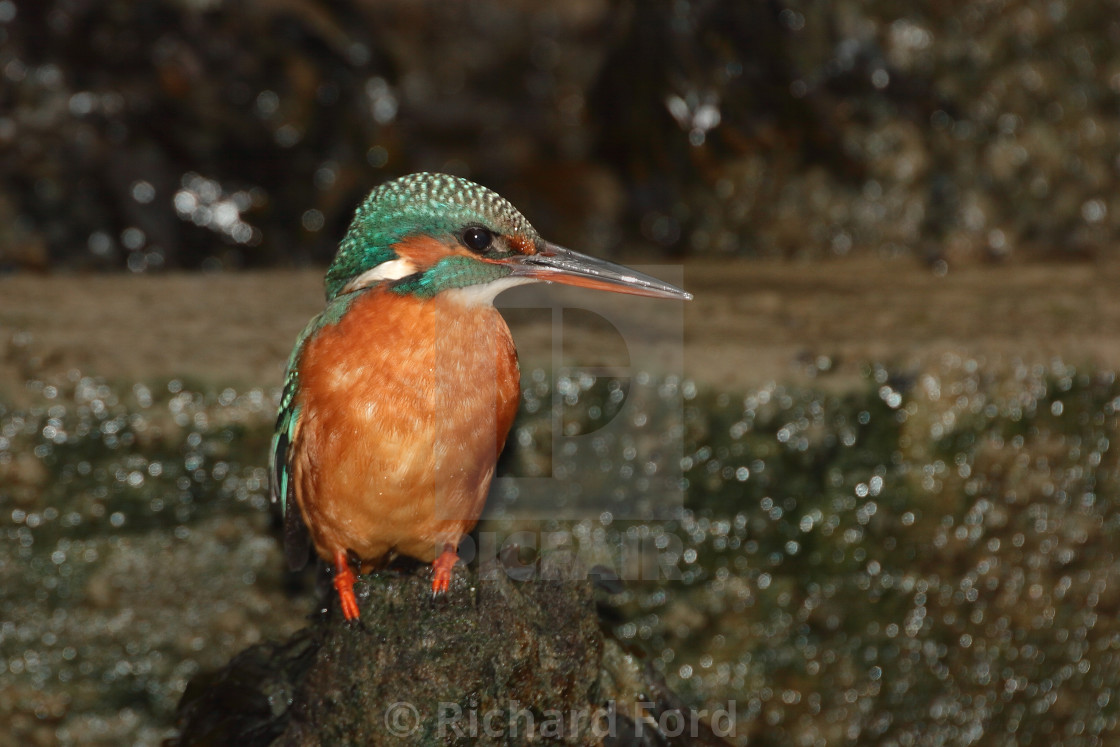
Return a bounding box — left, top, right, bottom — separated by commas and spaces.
270, 172, 690, 621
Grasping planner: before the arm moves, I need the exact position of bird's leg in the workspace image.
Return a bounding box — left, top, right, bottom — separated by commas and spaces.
332, 548, 361, 621
431, 543, 459, 594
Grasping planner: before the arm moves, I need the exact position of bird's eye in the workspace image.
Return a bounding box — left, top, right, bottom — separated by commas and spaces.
462, 226, 494, 253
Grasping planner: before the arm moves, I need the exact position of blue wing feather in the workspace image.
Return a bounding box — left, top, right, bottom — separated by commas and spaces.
270, 298, 359, 571
270, 317, 319, 571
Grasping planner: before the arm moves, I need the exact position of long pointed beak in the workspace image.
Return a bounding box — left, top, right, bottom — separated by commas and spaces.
506, 242, 692, 301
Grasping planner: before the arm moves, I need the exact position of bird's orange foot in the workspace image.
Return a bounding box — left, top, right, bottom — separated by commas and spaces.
332, 549, 361, 621
431, 545, 458, 594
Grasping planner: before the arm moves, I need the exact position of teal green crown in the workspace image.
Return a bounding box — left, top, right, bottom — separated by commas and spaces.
324, 172, 540, 301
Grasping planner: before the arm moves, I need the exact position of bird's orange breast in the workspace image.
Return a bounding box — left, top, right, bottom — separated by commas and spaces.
290, 287, 520, 568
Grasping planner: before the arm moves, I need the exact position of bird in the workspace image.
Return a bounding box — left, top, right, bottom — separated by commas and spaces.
270, 172, 691, 621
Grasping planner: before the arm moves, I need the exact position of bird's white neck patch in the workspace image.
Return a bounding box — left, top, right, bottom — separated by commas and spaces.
341, 258, 417, 293
442, 276, 536, 307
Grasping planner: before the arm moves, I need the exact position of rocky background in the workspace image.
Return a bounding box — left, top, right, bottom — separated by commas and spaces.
4, 0, 1120, 273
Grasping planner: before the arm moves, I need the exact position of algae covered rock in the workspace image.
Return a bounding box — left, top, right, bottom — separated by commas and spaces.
171, 559, 732, 746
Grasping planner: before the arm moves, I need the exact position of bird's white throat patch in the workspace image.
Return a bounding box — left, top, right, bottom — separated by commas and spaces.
443, 276, 536, 307
341, 258, 418, 293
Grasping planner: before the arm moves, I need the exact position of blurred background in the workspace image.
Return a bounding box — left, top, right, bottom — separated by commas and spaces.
4, 0, 1120, 745
6, 0, 1120, 273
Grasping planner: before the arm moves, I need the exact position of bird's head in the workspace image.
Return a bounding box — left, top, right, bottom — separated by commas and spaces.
324, 172, 691, 304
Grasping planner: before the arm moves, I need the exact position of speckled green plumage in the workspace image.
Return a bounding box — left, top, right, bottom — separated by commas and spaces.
323, 172, 539, 300
271, 173, 540, 569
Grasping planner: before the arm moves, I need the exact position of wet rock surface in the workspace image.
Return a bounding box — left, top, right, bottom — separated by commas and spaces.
5, 332, 1120, 744
7, 1, 1120, 270
170, 561, 729, 746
